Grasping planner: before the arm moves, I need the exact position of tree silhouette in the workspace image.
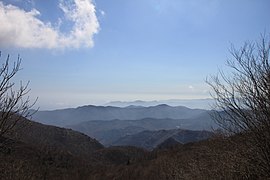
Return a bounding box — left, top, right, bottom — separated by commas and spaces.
207, 36, 270, 176
0, 52, 36, 139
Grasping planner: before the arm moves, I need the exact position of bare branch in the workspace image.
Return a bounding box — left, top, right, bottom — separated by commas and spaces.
0, 52, 37, 139
207, 35, 270, 176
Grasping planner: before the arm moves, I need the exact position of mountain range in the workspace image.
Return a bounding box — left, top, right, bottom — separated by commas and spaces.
31, 104, 217, 148
68, 117, 215, 147
32, 104, 214, 127
104, 99, 215, 109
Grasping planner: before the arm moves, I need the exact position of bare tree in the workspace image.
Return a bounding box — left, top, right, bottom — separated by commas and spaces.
0, 52, 36, 139
207, 36, 270, 176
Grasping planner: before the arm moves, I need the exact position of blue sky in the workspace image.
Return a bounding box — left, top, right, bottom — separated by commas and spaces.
0, 0, 270, 109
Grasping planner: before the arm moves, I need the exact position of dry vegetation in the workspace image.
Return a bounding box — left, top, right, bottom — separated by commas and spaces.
207, 36, 270, 177
1, 131, 269, 179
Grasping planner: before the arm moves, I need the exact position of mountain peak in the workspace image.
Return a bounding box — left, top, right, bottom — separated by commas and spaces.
155, 104, 171, 107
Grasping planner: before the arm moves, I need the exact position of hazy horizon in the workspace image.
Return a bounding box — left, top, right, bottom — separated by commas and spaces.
33, 98, 214, 110
1, 0, 270, 109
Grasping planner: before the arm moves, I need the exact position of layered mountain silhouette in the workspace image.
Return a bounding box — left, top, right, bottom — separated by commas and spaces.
68, 118, 215, 146
32, 104, 215, 128
105, 99, 214, 109
111, 129, 213, 150
31, 104, 216, 148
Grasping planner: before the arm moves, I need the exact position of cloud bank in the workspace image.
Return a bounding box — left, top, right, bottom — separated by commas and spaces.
0, 0, 99, 49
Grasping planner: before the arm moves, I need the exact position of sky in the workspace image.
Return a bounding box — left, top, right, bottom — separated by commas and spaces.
0, 0, 270, 110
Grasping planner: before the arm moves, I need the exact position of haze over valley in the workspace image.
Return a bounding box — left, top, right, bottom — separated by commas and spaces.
32, 103, 216, 148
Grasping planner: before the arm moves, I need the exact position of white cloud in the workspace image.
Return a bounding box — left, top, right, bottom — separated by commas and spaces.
0, 0, 100, 49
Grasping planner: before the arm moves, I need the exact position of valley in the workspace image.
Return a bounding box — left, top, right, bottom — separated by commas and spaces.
32, 104, 216, 148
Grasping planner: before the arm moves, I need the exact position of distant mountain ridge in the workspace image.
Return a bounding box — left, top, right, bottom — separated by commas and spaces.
31, 104, 216, 148
32, 104, 212, 127
105, 99, 214, 109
